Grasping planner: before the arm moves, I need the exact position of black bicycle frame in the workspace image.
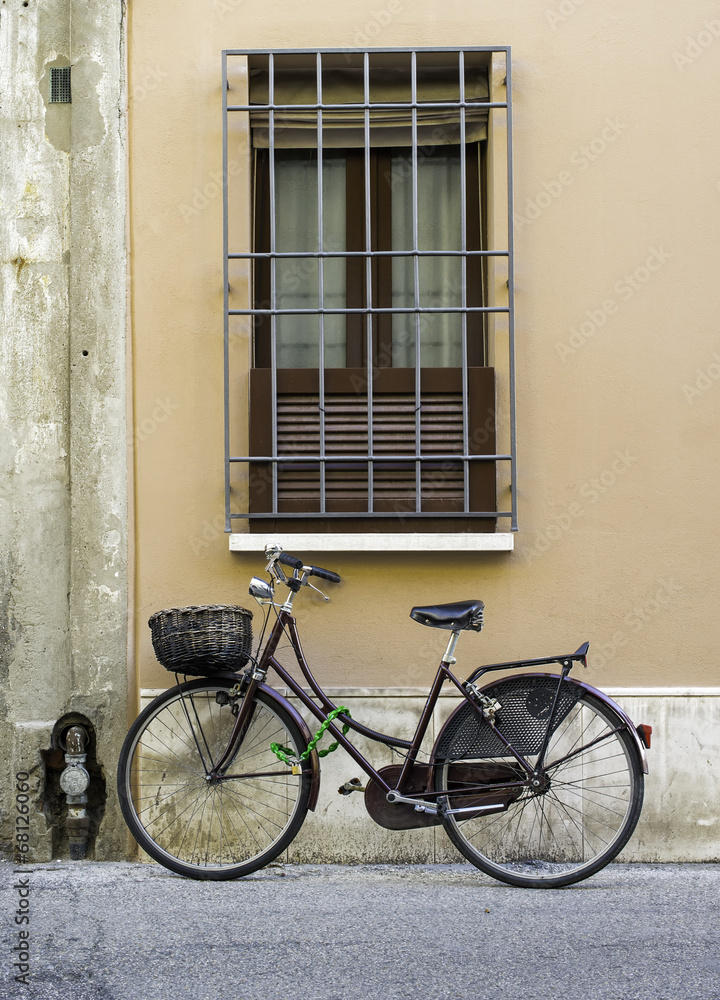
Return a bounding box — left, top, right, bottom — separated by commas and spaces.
206, 608, 592, 809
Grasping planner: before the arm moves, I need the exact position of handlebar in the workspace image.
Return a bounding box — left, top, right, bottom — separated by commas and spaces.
307, 565, 341, 584
275, 549, 341, 585
278, 553, 303, 570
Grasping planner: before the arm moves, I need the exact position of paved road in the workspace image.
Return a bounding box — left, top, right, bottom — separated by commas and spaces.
1, 862, 719, 1000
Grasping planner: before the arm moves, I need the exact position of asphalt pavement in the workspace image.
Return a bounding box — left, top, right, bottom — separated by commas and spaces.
1, 861, 719, 1000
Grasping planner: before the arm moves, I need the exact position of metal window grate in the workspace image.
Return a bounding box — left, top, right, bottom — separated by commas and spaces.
50, 67, 72, 104
222, 47, 517, 531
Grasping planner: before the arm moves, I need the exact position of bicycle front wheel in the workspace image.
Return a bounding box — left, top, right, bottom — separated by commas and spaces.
117, 680, 312, 880
434, 683, 644, 888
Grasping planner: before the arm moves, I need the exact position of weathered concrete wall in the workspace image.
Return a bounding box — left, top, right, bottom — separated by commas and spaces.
0, 0, 128, 862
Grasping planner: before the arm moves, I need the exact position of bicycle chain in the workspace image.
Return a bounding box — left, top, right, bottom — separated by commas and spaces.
270, 706, 351, 764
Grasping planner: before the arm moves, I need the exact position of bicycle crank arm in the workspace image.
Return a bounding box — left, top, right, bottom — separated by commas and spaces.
385, 791, 438, 815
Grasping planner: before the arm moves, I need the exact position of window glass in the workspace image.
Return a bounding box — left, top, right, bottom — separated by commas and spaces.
275, 151, 346, 368
391, 148, 462, 367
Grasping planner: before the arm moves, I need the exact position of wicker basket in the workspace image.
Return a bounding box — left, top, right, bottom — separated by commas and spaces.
148, 605, 253, 676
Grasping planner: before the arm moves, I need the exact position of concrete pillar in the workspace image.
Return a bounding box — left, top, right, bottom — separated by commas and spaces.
0, 0, 128, 861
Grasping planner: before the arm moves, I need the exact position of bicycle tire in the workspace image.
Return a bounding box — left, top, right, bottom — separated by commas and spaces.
433, 684, 644, 888
117, 679, 312, 880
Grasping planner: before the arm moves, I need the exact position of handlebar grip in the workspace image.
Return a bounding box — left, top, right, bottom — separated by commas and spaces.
278, 552, 303, 570
309, 565, 341, 584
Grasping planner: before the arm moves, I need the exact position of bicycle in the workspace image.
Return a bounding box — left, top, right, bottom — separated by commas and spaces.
117, 544, 651, 889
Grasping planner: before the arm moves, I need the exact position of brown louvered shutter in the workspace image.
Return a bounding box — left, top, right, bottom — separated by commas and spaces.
249, 368, 496, 531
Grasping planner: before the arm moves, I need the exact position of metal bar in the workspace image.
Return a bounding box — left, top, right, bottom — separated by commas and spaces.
396, 663, 449, 791
268, 53, 278, 516
222, 53, 232, 532
316, 52, 326, 514
230, 305, 509, 315
225, 46, 511, 54
364, 51, 374, 514
228, 100, 509, 111
411, 51, 421, 514
505, 50, 518, 532
534, 668, 572, 769
459, 51, 470, 515
265, 660, 395, 791
230, 250, 509, 259
231, 453, 513, 462
231, 510, 515, 519
270, 655, 413, 752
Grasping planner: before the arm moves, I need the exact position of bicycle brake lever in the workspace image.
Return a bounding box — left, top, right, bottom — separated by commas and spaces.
305, 580, 330, 602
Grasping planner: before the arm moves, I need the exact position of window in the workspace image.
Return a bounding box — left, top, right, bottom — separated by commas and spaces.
223, 48, 516, 535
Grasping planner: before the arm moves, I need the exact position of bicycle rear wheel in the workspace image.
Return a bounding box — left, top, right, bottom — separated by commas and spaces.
117, 679, 311, 880
434, 682, 644, 888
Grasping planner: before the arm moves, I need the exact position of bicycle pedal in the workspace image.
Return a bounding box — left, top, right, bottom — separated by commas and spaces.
338, 778, 365, 795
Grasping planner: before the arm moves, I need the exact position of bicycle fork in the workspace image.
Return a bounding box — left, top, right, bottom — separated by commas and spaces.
206, 671, 263, 779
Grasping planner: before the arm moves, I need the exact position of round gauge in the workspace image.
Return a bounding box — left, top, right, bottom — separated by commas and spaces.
60, 765, 90, 795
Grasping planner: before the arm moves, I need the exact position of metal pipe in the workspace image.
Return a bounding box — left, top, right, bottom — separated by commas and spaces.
316, 52, 326, 513
364, 51, 374, 513
222, 52, 231, 532
59, 725, 91, 861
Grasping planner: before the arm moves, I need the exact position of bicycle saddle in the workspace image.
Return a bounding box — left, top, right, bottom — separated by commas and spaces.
410, 600, 484, 632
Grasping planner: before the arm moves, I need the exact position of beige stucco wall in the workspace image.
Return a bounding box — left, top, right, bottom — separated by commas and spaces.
128, 0, 720, 700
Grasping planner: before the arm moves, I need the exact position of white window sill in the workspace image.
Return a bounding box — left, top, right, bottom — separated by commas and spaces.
229, 532, 514, 553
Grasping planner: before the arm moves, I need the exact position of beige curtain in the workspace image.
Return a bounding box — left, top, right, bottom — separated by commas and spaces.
249, 66, 489, 149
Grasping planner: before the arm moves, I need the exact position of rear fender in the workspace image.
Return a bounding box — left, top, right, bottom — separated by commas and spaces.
556, 675, 649, 774
434, 672, 649, 775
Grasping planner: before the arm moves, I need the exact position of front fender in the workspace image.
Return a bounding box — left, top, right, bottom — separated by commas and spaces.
257, 683, 322, 810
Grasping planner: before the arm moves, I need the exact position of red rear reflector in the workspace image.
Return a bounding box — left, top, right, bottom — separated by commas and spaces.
637, 724, 652, 749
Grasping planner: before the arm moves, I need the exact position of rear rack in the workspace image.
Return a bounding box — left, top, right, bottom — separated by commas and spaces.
465, 642, 589, 685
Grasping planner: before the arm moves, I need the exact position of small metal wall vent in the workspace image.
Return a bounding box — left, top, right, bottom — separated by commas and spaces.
50, 66, 72, 104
